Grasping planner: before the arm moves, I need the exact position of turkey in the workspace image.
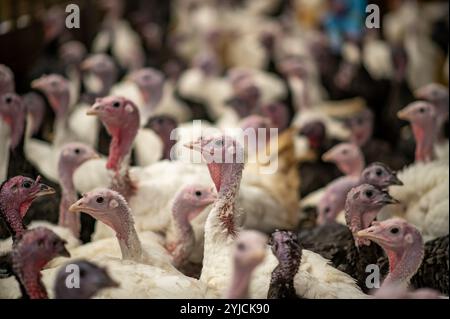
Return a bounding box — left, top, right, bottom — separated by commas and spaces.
414, 82, 449, 141
0, 176, 55, 245
23, 143, 99, 247
267, 230, 302, 299
357, 219, 438, 291
53, 259, 119, 299
381, 101, 449, 241
3, 228, 117, 299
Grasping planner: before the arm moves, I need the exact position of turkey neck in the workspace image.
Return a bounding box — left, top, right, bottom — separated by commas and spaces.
349, 158, 365, 178
108, 125, 138, 199
168, 202, 198, 267
346, 206, 380, 236
207, 162, 244, 239
270, 249, 301, 287
412, 124, 437, 163
50, 91, 70, 146
15, 263, 47, 299
110, 205, 143, 262
382, 238, 424, 289
226, 265, 253, 299
58, 164, 80, 238
0, 198, 26, 241
2, 106, 25, 151
142, 85, 163, 121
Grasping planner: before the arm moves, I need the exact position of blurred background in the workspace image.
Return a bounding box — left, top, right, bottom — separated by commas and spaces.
0, 0, 448, 92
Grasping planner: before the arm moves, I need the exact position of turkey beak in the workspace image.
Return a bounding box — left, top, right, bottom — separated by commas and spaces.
69, 198, 88, 213
58, 246, 71, 258
389, 173, 403, 186
397, 108, 410, 121
86, 102, 102, 116
36, 183, 55, 197
356, 224, 384, 244
56, 240, 71, 258
322, 149, 335, 162
31, 78, 46, 91
356, 228, 375, 240
377, 192, 399, 205
88, 151, 101, 160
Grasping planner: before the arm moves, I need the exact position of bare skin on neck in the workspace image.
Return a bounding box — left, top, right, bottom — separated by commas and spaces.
0, 93, 26, 150
57, 143, 99, 237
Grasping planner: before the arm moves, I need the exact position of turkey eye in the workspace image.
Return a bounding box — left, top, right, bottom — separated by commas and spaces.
215, 139, 224, 146
5, 96, 12, 104
80, 269, 86, 277
390, 227, 399, 234
419, 107, 425, 113
341, 149, 348, 155
37, 239, 44, 247
96, 197, 104, 203
324, 207, 330, 214
74, 148, 80, 154
375, 169, 382, 176
112, 101, 120, 108
157, 118, 164, 125
22, 181, 32, 188
195, 191, 202, 197
237, 242, 246, 251
365, 190, 373, 198
356, 118, 364, 125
